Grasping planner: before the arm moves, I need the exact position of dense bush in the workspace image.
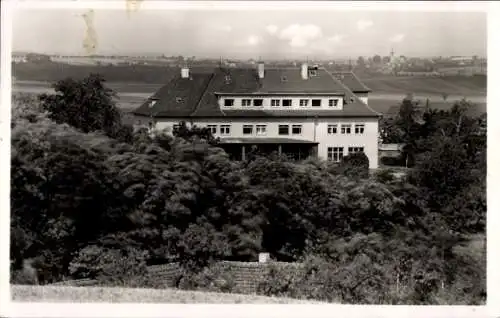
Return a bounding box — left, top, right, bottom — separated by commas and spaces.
10, 75, 486, 304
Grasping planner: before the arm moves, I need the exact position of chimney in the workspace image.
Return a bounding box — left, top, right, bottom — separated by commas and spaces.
181, 66, 189, 79
257, 62, 265, 79
301, 63, 308, 80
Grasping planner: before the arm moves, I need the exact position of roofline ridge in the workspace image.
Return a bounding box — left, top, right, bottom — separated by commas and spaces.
190, 72, 218, 117
321, 67, 381, 116
349, 71, 372, 91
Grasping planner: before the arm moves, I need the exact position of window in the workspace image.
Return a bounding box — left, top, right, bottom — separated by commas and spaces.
299, 99, 309, 107
292, 124, 302, 135
243, 125, 253, 135
327, 147, 344, 162
283, 99, 292, 107
253, 99, 263, 107
242, 99, 252, 106
341, 124, 351, 134
278, 125, 289, 135
176, 97, 184, 103
309, 70, 318, 77
173, 124, 180, 131
281, 76, 288, 82
224, 75, 231, 83
271, 99, 281, 107
220, 125, 231, 135
348, 147, 364, 154
311, 99, 322, 107
207, 125, 217, 134
355, 124, 365, 134
328, 99, 339, 107
256, 125, 267, 135
224, 99, 234, 107
327, 124, 338, 134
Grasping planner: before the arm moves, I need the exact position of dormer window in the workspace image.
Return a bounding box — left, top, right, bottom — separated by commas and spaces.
148, 99, 158, 108
224, 99, 235, 107
176, 97, 184, 103
224, 75, 231, 84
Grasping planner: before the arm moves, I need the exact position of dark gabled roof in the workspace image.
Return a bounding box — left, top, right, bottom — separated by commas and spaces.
219, 137, 319, 144
330, 72, 371, 92
133, 73, 213, 117
259, 68, 347, 94
133, 67, 379, 118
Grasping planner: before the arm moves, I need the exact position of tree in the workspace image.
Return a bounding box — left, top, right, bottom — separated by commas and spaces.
373, 55, 382, 64
357, 56, 366, 68
39, 74, 123, 137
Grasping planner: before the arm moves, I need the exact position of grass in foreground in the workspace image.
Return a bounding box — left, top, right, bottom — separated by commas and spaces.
11, 285, 324, 304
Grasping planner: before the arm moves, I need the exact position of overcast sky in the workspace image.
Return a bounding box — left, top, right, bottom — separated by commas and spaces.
12, 8, 487, 59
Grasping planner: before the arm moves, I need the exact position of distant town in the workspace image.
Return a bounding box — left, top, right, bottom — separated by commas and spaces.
12, 50, 487, 77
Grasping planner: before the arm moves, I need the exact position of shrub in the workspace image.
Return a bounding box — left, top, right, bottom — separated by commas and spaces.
69, 245, 149, 287
340, 152, 370, 178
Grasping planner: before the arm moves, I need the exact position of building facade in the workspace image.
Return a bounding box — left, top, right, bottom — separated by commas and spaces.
132, 63, 381, 168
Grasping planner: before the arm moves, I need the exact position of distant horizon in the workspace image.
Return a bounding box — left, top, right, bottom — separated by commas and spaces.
13, 8, 486, 59
11, 50, 488, 61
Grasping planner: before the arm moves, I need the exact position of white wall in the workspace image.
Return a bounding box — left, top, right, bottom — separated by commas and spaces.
218, 95, 345, 110
355, 92, 369, 105
151, 117, 379, 169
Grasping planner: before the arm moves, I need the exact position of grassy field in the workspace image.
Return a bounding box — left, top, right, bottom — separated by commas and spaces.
11, 285, 323, 303
360, 75, 486, 96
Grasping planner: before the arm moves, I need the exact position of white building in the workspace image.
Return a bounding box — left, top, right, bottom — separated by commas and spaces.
132, 63, 381, 168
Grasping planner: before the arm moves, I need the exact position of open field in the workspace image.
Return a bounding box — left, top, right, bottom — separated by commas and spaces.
12, 80, 487, 116
11, 285, 323, 303
360, 75, 486, 96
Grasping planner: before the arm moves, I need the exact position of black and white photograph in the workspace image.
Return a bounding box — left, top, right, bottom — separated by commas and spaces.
0, 0, 495, 314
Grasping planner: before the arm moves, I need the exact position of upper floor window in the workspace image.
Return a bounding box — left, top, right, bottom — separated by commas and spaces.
207, 125, 217, 134
242, 99, 252, 106
341, 124, 351, 134
243, 125, 253, 135
224, 75, 231, 84
220, 125, 231, 135
328, 99, 339, 107
256, 124, 267, 135
299, 99, 309, 107
311, 99, 322, 107
327, 147, 344, 162
253, 99, 264, 107
327, 124, 337, 134
283, 99, 292, 107
292, 124, 302, 135
224, 99, 234, 107
271, 99, 281, 107
355, 124, 365, 134
278, 125, 289, 135
348, 147, 364, 154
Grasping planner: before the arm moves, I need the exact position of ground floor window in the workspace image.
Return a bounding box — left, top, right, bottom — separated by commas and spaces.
327, 147, 344, 162
348, 147, 364, 154
292, 124, 302, 135
207, 125, 217, 134
256, 125, 267, 135
278, 125, 289, 135
220, 125, 231, 135
243, 125, 253, 135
